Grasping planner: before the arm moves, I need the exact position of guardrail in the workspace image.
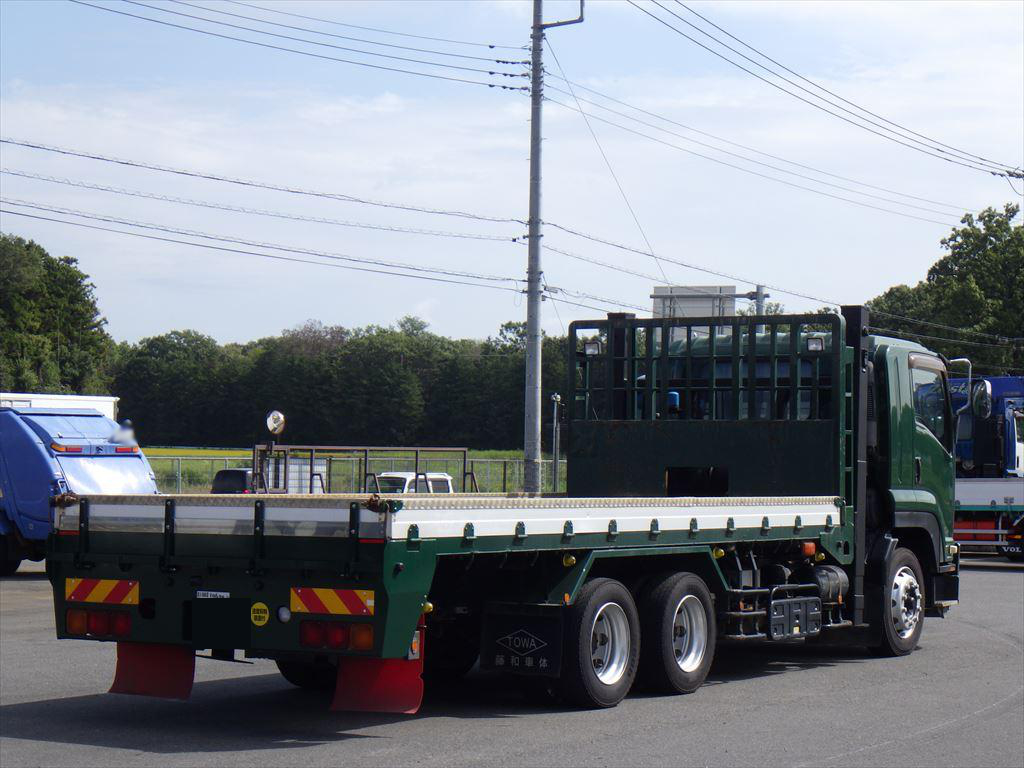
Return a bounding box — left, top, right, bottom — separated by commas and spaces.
146, 456, 568, 494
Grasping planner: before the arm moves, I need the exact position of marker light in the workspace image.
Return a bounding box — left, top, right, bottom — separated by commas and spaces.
51, 443, 83, 453
277, 606, 291, 623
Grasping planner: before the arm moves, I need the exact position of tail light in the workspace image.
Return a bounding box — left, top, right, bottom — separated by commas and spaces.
350, 623, 374, 651
114, 446, 138, 454
300, 620, 326, 648
112, 612, 132, 637
87, 611, 111, 636
66, 609, 88, 635
326, 623, 350, 649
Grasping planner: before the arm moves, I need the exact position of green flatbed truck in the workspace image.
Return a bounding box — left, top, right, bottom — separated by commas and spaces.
45, 307, 966, 712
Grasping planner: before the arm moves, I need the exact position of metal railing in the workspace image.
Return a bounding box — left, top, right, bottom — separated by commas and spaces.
146, 456, 567, 494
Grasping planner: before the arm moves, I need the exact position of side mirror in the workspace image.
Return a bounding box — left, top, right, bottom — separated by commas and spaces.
971, 381, 992, 419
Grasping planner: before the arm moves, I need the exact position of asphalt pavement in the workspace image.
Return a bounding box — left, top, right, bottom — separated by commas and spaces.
1, 558, 1021, 768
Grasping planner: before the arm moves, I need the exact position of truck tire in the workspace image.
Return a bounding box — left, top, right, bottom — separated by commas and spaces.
558, 577, 640, 708
276, 658, 336, 690
872, 547, 925, 657
638, 572, 715, 694
0, 536, 22, 577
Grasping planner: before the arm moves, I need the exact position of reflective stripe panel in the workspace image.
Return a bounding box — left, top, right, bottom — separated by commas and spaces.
65, 578, 140, 605
290, 588, 374, 616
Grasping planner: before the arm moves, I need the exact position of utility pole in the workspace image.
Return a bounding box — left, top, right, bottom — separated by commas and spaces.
523, 0, 584, 494
755, 284, 766, 316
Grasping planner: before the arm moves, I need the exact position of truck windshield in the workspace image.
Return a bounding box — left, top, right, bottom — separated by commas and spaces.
376, 477, 407, 493
24, 414, 117, 440
57, 456, 156, 495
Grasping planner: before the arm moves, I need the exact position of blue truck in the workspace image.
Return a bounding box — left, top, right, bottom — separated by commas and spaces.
0, 406, 158, 575
951, 376, 1024, 560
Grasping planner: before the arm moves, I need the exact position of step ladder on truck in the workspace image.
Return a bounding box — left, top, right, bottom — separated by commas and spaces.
45, 307, 966, 712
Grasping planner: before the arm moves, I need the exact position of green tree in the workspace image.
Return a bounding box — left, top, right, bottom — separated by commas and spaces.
0, 234, 114, 393
868, 204, 1023, 373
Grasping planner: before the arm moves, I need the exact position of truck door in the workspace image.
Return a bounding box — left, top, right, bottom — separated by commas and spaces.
909, 354, 955, 538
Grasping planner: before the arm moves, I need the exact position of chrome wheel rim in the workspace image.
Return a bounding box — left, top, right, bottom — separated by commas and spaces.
591, 602, 630, 686
672, 594, 708, 673
890, 565, 922, 640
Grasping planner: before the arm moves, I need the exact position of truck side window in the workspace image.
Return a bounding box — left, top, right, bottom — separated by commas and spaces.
910, 366, 947, 445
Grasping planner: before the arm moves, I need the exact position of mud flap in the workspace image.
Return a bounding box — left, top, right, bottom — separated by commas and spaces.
110, 642, 195, 700
331, 630, 424, 714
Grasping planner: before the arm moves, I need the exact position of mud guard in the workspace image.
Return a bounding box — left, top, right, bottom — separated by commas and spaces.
331, 629, 424, 714
110, 642, 195, 700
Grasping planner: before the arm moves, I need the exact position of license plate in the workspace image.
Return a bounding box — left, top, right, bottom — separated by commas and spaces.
196, 590, 230, 599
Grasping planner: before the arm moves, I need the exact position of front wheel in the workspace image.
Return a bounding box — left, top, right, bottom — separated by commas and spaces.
558, 578, 640, 708
872, 547, 925, 657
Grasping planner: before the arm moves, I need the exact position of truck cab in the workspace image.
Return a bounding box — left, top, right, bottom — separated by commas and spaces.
0, 407, 157, 574
949, 376, 1024, 559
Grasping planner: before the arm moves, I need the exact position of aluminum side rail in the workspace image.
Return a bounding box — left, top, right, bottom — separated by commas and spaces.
54, 493, 842, 542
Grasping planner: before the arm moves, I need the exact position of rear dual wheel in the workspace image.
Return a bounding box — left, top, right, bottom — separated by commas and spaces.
558, 573, 716, 708
639, 573, 716, 694
559, 578, 640, 708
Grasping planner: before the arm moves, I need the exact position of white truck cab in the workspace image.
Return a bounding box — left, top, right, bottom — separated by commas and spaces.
374, 472, 454, 494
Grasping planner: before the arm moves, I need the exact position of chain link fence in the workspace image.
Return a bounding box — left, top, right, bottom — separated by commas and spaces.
147, 456, 567, 494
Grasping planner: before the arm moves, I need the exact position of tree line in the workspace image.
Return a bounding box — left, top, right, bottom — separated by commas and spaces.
1, 204, 1020, 448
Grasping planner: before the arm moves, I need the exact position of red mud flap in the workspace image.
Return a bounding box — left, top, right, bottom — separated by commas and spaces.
110, 642, 195, 700
331, 629, 425, 714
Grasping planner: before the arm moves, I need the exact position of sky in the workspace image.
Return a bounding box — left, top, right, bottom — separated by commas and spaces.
1, 0, 1022, 344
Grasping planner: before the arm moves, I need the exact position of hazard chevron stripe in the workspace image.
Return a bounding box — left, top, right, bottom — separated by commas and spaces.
65, 578, 140, 605
290, 588, 374, 616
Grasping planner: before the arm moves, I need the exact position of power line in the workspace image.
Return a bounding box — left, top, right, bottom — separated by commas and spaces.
122, 0, 525, 79
865, 309, 1024, 343
0, 197, 524, 285
542, 97, 959, 226
546, 39, 671, 283
0, 207, 527, 295
866, 326, 1020, 350
226, 0, 524, 51
629, 0, 1018, 178
543, 71, 975, 212
1, 168, 521, 243
674, 1, 1022, 175
544, 82, 964, 218
650, 0, 1020, 177
0, 137, 526, 224
68, 1, 528, 92
172, 0, 525, 64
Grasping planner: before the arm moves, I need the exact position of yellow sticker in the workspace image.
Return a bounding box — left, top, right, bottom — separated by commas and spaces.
250, 601, 270, 627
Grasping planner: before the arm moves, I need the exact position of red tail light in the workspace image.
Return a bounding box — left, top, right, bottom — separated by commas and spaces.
112, 612, 132, 637
66, 609, 88, 635
87, 611, 110, 636
326, 623, 350, 649
114, 446, 138, 454
300, 620, 326, 648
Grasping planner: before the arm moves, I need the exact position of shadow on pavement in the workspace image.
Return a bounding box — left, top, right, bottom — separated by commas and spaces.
0, 640, 887, 753
0, 670, 564, 754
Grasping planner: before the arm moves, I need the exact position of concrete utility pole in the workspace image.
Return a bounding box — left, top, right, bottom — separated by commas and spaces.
755, 284, 766, 316
523, 0, 583, 493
